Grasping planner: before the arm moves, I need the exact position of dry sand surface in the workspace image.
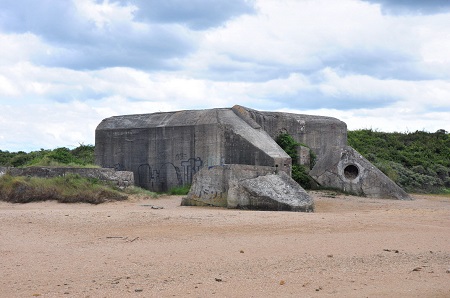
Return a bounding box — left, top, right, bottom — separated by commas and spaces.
1, 192, 449, 298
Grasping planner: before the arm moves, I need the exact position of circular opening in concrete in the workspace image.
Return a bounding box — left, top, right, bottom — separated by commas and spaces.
344, 164, 359, 180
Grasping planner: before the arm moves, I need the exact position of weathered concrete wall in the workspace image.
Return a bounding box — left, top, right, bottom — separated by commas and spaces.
96, 108, 290, 192
309, 146, 411, 200
0, 167, 134, 188
182, 164, 314, 212
298, 146, 311, 170
241, 105, 347, 160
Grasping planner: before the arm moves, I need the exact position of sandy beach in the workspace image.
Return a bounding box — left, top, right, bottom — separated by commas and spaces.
1, 192, 449, 297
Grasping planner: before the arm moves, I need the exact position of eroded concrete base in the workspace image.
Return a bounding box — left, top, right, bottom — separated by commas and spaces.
182, 164, 314, 212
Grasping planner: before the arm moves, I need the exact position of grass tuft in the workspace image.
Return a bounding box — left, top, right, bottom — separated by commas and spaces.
122, 186, 158, 198
168, 185, 191, 195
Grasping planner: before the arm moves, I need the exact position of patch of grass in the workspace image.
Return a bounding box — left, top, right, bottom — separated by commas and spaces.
0, 174, 127, 204
441, 188, 450, 195
123, 186, 158, 198
167, 184, 191, 195
26, 156, 99, 168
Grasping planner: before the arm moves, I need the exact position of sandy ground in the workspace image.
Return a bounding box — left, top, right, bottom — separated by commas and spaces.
1, 192, 449, 298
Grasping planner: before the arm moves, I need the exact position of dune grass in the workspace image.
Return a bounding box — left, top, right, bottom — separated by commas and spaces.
0, 174, 127, 204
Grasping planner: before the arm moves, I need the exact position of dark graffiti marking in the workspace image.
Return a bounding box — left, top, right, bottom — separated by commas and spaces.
175, 153, 187, 160
194, 185, 222, 199
137, 157, 203, 190
181, 157, 202, 184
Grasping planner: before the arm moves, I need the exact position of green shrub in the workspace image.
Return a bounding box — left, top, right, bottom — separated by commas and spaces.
168, 184, 191, 195
71, 144, 95, 165
276, 132, 315, 189
276, 133, 300, 164
48, 147, 75, 164
0, 145, 97, 168
348, 129, 450, 193
9, 152, 31, 167
292, 164, 313, 189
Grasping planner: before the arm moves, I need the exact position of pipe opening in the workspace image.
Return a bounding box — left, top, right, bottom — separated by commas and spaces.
344, 164, 359, 180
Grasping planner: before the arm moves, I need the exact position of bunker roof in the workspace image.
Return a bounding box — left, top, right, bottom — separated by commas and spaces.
96, 106, 344, 131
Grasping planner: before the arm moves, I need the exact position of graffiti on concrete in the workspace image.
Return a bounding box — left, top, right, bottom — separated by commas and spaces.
138, 157, 203, 190
193, 184, 222, 199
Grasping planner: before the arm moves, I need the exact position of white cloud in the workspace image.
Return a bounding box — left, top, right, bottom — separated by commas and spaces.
74, 0, 139, 30
0, 0, 449, 151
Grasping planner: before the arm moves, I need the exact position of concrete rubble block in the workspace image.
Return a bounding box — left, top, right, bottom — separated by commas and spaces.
182, 164, 314, 212
309, 146, 412, 200
238, 172, 314, 212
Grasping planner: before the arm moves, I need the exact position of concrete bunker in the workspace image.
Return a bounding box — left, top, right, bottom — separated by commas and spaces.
95, 105, 411, 211
95, 106, 291, 193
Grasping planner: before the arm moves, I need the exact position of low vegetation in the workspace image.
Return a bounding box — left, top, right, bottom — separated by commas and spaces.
348, 129, 450, 193
168, 184, 191, 195
122, 185, 158, 198
0, 174, 127, 204
0, 145, 160, 203
0, 144, 96, 168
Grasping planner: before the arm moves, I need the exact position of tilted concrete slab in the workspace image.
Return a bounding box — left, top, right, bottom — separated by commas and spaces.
182, 164, 314, 212
238, 172, 314, 211
309, 146, 412, 200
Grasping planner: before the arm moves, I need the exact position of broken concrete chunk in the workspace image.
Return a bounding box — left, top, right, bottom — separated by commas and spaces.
238, 172, 313, 212
182, 164, 314, 212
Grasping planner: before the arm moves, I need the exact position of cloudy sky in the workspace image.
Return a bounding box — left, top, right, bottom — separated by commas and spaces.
1, 0, 450, 152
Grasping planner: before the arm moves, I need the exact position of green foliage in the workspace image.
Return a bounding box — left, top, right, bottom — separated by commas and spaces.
168, 184, 191, 195
48, 147, 74, 164
276, 133, 300, 164
0, 145, 96, 168
71, 144, 95, 165
348, 129, 450, 193
291, 164, 312, 189
0, 174, 127, 204
276, 133, 314, 189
